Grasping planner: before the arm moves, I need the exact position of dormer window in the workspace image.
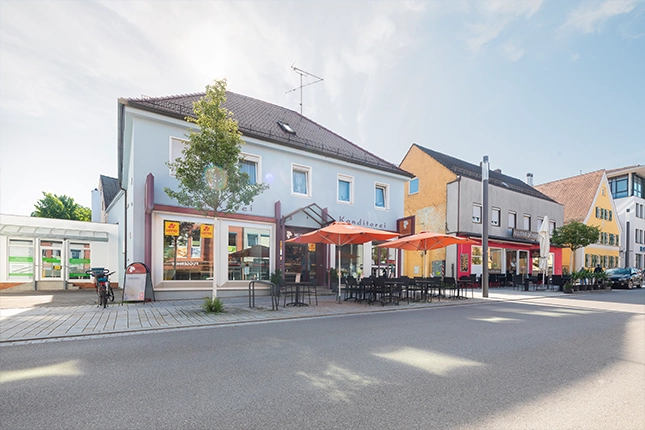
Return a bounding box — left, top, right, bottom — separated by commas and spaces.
278, 121, 296, 135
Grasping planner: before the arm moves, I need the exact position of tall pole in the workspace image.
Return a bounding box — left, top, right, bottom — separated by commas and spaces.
482, 155, 490, 298
625, 208, 631, 268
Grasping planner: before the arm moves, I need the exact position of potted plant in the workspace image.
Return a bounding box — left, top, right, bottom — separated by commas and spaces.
329, 267, 338, 292
570, 270, 581, 292
563, 281, 574, 293
593, 271, 608, 290
270, 268, 283, 286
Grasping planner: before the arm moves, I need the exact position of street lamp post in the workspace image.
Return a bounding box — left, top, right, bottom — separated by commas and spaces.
482, 155, 489, 298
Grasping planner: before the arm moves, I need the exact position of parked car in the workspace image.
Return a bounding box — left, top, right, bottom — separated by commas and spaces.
605, 268, 643, 289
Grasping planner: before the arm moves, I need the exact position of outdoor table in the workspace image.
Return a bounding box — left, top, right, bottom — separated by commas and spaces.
285, 282, 308, 307
455, 279, 475, 299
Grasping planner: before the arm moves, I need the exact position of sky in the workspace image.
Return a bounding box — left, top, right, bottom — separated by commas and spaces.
1, 0, 644, 217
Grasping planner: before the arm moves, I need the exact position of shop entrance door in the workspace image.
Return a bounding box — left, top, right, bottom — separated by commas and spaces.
41, 241, 63, 279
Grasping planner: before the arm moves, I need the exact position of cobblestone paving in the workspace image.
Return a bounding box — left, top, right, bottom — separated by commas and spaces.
1, 288, 571, 345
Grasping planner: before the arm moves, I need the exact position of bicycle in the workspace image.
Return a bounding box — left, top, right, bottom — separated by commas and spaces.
86, 268, 115, 308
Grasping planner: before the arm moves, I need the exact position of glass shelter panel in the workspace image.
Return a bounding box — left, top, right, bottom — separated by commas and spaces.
41, 241, 63, 279
8, 239, 34, 280
69, 243, 91, 279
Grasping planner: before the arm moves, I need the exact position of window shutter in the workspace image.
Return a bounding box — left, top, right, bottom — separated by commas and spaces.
596, 207, 600, 218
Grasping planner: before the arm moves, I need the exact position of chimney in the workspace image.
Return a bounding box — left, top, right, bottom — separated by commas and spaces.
494, 169, 502, 174
526, 173, 534, 186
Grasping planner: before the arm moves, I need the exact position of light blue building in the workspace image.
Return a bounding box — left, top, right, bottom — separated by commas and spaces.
111, 90, 412, 298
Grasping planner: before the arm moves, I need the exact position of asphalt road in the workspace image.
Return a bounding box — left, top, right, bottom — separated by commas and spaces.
1, 290, 644, 430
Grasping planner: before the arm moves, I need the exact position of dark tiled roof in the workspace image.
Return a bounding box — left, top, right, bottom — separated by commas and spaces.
414, 144, 556, 202
100, 175, 120, 209
121, 91, 412, 178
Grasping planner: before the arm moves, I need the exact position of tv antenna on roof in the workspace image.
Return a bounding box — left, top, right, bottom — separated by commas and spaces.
286, 64, 323, 116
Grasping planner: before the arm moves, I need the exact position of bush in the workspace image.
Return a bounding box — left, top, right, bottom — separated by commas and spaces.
202, 296, 224, 313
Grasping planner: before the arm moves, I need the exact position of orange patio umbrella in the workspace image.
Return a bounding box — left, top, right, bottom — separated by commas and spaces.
377, 231, 477, 277
286, 222, 399, 302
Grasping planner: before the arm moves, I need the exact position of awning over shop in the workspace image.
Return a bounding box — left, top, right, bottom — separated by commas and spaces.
0, 223, 110, 242
466, 237, 541, 251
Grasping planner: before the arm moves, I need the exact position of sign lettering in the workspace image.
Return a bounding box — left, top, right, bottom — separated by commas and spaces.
200, 224, 213, 238
165, 221, 179, 236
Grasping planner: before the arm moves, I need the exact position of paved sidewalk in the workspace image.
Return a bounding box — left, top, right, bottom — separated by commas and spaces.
0, 287, 569, 344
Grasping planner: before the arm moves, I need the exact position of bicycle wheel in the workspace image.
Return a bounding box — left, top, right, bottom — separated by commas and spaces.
108, 286, 115, 302
100, 289, 107, 308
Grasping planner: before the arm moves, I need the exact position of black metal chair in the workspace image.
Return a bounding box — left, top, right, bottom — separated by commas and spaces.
344, 276, 358, 301
302, 280, 318, 306
443, 277, 457, 298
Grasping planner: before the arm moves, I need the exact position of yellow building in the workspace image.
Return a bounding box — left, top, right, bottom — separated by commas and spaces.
535, 170, 621, 273
400, 145, 564, 279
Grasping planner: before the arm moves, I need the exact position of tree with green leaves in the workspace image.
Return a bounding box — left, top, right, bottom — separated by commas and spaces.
550, 220, 601, 272
165, 79, 269, 297
31, 192, 91, 221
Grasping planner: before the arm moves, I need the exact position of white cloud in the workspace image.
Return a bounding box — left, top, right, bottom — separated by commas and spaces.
501, 41, 525, 62
464, 0, 543, 53
571, 53, 581, 62
563, 0, 638, 33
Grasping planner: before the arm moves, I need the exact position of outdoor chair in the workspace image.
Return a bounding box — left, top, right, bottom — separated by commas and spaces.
344, 276, 358, 301
443, 277, 457, 298
302, 280, 318, 306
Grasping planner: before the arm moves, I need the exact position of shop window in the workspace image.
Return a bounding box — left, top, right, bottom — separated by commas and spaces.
489, 248, 502, 270
472, 246, 482, 265
292, 164, 312, 197
375, 182, 389, 209
164, 221, 213, 281
8, 239, 34, 280
409, 178, 419, 195
491, 208, 500, 227
472, 205, 482, 223
227, 226, 270, 281
337, 174, 354, 204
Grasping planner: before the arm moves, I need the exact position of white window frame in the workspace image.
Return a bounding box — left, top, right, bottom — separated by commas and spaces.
337, 174, 354, 205
240, 153, 262, 185
523, 214, 531, 230
374, 182, 389, 210
472, 204, 482, 224
491, 207, 501, 227
169, 137, 187, 177
508, 211, 516, 229
291, 163, 312, 198
537, 217, 544, 231
408, 178, 419, 195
